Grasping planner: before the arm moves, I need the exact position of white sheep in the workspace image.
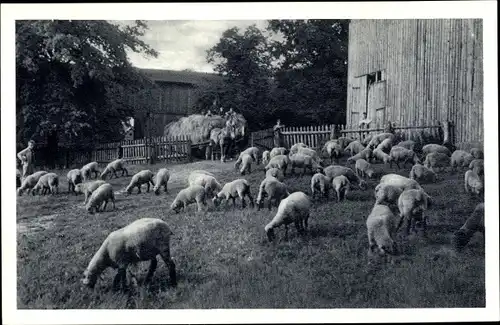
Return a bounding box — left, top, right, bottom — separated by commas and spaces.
324, 165, 367, 190
32, 172, 59, 195
450, 150, 475, 171
409, 163, 437, 184
468, 159, 484, 177
395, 140, 416, 151
126, 170, 155, 194
367, 133, 395, 149
75, 180, 107, 204
355, 159, 376, 179
67, 169, 83, 194
262, 150, 271, 165
256, 177, 290, 211
265, 167, 285, 182
213, 179, 254, 209
379, 173, 423, 192
424, 152, 451, 172
265, 154, 291, 175
81, 218, 176, 290
290, 142, 308, 155
389, 146, 421, 169
396, 188, 432, 236
361, 134, 374, 146
372, 148, 393, 165
86, 183, 115, 214
270, 147, 288, 158
187, 172, 222, 199
17, 171, 48, 196
366, 204, 399, 258
422, 144, 451, 157
464, 170, 484, 196
344, 140, 365, 156
296, 147, 321, 163
235, 153, 253, 175
153, 168, 170, 195
310, 173, 332, 199
336, 137, 355, 150
470, 147, 484, 159
239, 146, 260, 164
264, 191, 311, 242
289, 153, 323, 176
332, 175, 350, 202
376, 138, 393, 153
81, 162, 100, 181
452, 203, 484, 251
346, 148, 373, 164
323, 140, 343, 163
171, 185, 207, 213
100, 159, 129, 180
374, 183, 403, 206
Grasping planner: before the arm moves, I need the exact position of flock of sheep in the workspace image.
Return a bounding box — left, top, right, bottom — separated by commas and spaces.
16, 131, 485, 292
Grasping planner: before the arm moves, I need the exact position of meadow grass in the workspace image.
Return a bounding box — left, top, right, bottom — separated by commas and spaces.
16, 158, 485, 309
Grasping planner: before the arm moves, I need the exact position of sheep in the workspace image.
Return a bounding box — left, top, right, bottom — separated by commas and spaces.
266, 167, 285, 182
452, 203, 484, 251
187, 172, 222, 199
86, 183, 115, 214
422, 144, 451, 157
336, 137, 355, 150
310, 173, 332, 199
16, 169, 22, 188
367, 133, 395, 149
389, 146, 421, 169
290, 142, 308, 155
213, 179, 254, 209
265, 154, 291, 175
171, 185, 207, 213
153, 168, 170, 195
296, 147, 321, 163
235, 153, 253, 175
189, 170, 215, 177
75, 180, 107, 204
100, 159, 129, 180
331, 175, 350, 202
270, 147, 288, 158
450, 150, 475, 171
396, 188, 432, 236
289, 153, 323, 176
256, 177, 290, 211
366, 204, 399, 258
361, 134, 374, 146
81, 162, 100, 181
374, 183, 403, 206
395, 140, 416, 151
324, 165, 367, 190
67, 169, 83, 194
81, 218, 176, 290
376, 138, 393, 153
264, 191, 311, 242
346, 148, 373, 164
470, 147, 484, 159
323, 140, 343, 164
464, 170, 484, 196
372, 148, 393, 165
355, 159, 376, 179
344, 140, 365, 156
379, 174, 422, 192
424, 152, 451, 172
126, 170, 155, 194
239, 146, 260, 164
409, 163, 437, 184
262, 150, 271, 165
468, 159, 484, 177
32, 173, 59, 195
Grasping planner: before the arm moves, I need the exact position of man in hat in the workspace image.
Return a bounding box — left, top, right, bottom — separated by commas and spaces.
17, 140, 36, 179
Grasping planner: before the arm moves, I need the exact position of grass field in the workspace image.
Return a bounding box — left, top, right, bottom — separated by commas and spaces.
16, 156, 485, 309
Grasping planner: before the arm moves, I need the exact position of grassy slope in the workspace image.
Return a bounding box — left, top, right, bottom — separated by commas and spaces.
16, 158, 485, 309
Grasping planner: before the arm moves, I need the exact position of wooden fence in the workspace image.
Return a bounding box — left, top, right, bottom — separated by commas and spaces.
281, 125, 336, 150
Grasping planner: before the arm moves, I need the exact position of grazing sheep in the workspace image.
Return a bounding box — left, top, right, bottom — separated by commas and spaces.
81, 218, 176, 290
75, 180, 107, 204
67, 169, 83, 194
324, 165, 367, 190
324, 140, 343, 163
256, 177, 290, 211
100, 159, 129, 180
81, 162, 100, 181
452, 203, 484, 251
266, 167, 285, 182
290, 142, 308, 155
126, 170, 155, 194
239, 146, 260, 164
171, 185, 207, 213
332, 175, 350, 202
16, 169, 22, 188
336, 137, 355, 150
450, 150, 475, 171
235, 153, 253, 175
395, 140, 416, 151
464, 170, 484, 196
153, 168, 170, 195
409, 163, 437, 184
379, 174, 422, 192
264, 191, 311, 242
296, 147, 322, 163
366, 204, 399, 258
361, 134, 374, 146
355, 159, 376, 179
86, 183, 115, 214
389, 146, 421, 169
32, 172, 59, 195
265, 155, 291, 175
376, 138, 393, 153
262, 150, 271, 165
289, 153, 323, 176
187, 172, 222, 199
270, 147, 288, 158
345, 140, 365, 156
213, 179, 254, 209
424, 152, 451, 172
468, 159, 484, 177
374, 183, 403, 206
310, 173, 332, 199
470, 147, 484, 159
367, 133, 395, 149
372, 148, 393, 165
422, 144, 451, 157
396, 188, 432, 236
346, 148, 373, 164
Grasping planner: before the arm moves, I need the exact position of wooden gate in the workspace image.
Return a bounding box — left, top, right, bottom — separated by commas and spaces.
250, 128, 274, 151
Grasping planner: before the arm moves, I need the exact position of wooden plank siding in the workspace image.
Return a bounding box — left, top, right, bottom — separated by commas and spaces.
346, 19, 483, 146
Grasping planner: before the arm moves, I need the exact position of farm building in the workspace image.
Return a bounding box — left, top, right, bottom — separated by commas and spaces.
346, 19, 483, 146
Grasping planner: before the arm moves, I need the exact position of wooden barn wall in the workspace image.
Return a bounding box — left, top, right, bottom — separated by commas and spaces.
347, 19, 483, 145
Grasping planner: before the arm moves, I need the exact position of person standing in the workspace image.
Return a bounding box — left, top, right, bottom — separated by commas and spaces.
17, 140, 35, 179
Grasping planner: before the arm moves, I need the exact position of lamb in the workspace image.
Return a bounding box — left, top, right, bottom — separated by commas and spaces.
32, 172, 59, 195
323, 140, 343, 163
366, 204, 399, 258
395, 140, 416, 151
264, 191, 311, 242
74, 180, 107, 204
126, 170, 155, 194
213, 179, 254, 209
470, 147, 484, 159
86, 183, 115, 214
81, 218, 176, 290
409, 163, 437, 184
296, 147, 321, 163
372, 148, 393, 165
239, 146, 260, 164
290, 142, 308, 155
452, 203, 484, 251
344, 140, 365, 156
270, 147, 288, 158
256, 177, 290, 211
346, 148, 373, 164
153, 168, 170, 195
310, 173, 332, 199
265, 154, 291, 175
187, 172, 222, 199
379, 174, 422, 192
262, 150, 271, 165
67, 169, 83, 194
331, 175, 350, 202
389, 146, 421, 169
468, 159, 484, 177
464, 170, 484, 196
375, 138, 393, 153
100, 159, 129, 180
323, 165, 367, 190
450, 150, 475, 171
81, 162, 100, 181
170, 185, 207, 213
396, 188, 432, 236
374, 183, 403, 206
424, 152, 451, 172
367, 133, 395, 149
422, 144, 451, 157
266, 167, 285, 182
289, 153, 323, 176
355, 159, 376, 179
235, 153, 253, 175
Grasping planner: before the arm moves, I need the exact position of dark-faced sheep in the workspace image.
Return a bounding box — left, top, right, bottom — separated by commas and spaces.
100, 159, 129, 180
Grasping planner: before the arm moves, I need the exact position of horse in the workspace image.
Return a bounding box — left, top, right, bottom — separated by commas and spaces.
208, 116, 247, 163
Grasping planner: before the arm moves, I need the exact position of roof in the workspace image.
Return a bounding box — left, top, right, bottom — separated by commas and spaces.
138, 68, 223, 86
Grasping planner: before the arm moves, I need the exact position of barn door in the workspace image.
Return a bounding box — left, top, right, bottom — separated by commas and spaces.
350, 75, 368, 127
367, 80, 386, 127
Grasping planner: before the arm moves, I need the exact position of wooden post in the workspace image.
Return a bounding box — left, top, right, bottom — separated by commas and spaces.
441, 120, 450, 145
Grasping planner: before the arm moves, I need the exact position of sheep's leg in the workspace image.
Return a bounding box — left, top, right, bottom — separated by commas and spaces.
127, 264, 139, 291
284, 225, 289, 241
294, 220, 301, 233
113, 268, 126, 291
336, 190, 340, 202
231, 197, 236, 208
144, 257, 158, 284
268, 199, 272, 211
240, 194, 246, 209
405, 217, 412, 236
304, 215, 309, 231
396, 215, 405, 232
164, 184, 168, 193
422, 215, 428, 237
124, 168, 129, 176
112, 169, 119, 179
160, 251, 177, 287
247, 192, 255, 208
136, 185, 142, 194
146, 182, 150, 193
68, 182, 72, 193
102, 200, 108, 212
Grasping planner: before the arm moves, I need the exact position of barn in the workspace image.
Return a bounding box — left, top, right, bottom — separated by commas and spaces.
346, 19, 483, 146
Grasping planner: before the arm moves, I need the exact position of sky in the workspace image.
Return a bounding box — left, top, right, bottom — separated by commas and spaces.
117, 20, 270, 73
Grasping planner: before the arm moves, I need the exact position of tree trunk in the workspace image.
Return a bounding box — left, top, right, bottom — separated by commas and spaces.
47, 130, 58, 170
